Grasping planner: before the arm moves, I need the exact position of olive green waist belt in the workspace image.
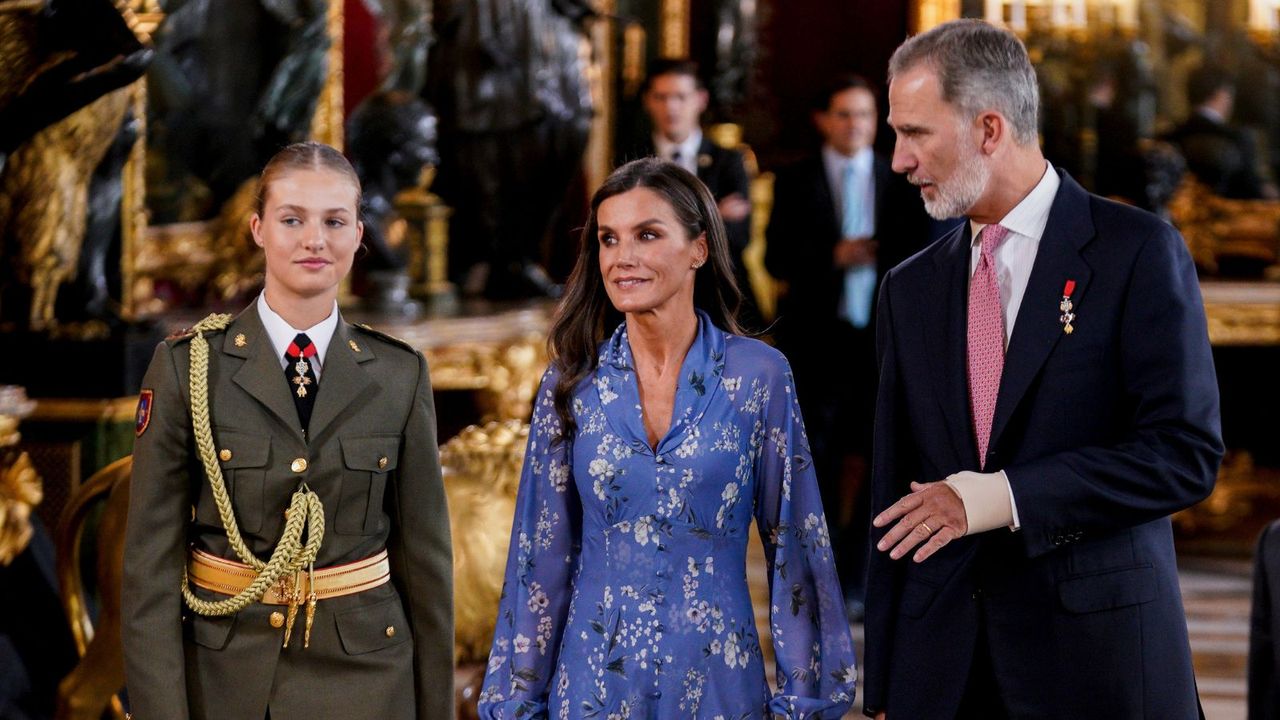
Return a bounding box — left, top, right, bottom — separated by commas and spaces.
188, 548, 390, 604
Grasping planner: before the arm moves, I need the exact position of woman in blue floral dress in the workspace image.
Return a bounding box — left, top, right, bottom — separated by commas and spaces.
479, 158, 856, 719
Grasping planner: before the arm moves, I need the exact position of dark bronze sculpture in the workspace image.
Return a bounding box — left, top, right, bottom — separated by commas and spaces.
427, 0, 594, 298
145, 0, 329, 222
346, 89, 440, 311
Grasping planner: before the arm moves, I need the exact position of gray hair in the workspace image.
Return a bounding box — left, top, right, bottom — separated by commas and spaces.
888, 19, 1040, 146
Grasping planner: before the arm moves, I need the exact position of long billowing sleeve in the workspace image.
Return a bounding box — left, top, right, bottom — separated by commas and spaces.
753, 358, 856, 718
478, 369, 583, 719
122, 341, 193, 719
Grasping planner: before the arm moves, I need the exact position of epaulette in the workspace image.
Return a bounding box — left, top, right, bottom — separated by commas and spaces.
165, 328, 196, 342
352, 323, 417, 353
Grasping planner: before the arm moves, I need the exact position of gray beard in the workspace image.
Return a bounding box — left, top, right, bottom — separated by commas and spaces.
921, 149, 991, 221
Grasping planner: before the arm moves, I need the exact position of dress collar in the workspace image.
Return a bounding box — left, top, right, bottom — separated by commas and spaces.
597, 308, 727, 454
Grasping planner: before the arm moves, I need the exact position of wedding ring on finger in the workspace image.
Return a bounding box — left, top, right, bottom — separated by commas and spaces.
918, 521, 934, 535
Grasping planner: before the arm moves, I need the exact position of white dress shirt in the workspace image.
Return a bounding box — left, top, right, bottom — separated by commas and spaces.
653, 130, 703, 175
257, 293, 339, 380
947, 162, 1059, 533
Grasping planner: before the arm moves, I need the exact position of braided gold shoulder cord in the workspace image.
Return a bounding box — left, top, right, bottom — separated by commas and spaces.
180, 314, 326, 617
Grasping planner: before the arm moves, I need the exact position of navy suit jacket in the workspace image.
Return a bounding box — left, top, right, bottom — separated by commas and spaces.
864, 170, 1223, 718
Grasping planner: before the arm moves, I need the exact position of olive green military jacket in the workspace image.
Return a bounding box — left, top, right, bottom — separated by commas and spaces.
122, 305, 454, 720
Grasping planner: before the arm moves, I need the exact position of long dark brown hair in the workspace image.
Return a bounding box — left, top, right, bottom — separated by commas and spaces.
549, 157, 743, 439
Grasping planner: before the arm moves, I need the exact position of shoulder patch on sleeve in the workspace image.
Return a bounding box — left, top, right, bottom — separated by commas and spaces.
353, 323, 416, 353
135, 389, 154, 437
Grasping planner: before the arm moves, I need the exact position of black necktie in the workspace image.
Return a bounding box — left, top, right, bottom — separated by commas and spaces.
284, 333, 319, 432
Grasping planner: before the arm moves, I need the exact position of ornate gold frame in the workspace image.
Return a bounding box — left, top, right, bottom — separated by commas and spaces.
118, 1, 346, 321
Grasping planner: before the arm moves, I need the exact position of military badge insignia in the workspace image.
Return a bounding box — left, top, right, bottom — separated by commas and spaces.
135, 389, 154, 437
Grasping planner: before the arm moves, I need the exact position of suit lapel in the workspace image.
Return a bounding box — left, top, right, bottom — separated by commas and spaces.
988, 172, 1095, 451
926, 223, 980, 469
227, 306, 306, 444
307, 321, 375, 441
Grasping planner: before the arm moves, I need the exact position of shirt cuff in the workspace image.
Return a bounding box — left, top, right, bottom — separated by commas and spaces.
944, 471, 1016, 535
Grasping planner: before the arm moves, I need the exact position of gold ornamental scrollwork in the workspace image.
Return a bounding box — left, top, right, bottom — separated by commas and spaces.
441, 420, 528, 663
0, 403, 41, 567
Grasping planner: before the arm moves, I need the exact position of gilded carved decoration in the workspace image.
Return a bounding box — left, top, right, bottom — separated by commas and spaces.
0, 89, 131, 330
1169, 177, 1280, 276
0, 386, 39, 567
0, 444, 40, 567
441, 420, 527, 663
384, 305, 551, 421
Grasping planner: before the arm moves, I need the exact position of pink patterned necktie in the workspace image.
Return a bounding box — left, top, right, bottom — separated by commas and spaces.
968, 223, 1009, 469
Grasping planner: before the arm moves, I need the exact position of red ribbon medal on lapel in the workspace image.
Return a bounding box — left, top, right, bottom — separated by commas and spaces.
1059, 280, 1077, 335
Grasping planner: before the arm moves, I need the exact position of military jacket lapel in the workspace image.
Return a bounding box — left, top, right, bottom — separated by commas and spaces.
226, 307, 306, 444
307, 321, 376, 440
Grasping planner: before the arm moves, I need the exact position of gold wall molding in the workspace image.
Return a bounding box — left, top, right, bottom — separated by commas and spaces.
660, 0, 690, 58
311, 0, 345, 149
587, 1, 617, 192
1201, 280, 1280, 346
910, 0, 962, 33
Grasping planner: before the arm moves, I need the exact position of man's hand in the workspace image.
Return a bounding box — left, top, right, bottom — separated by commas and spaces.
873, 481, 968, 562
875, 713, 886, 720
833, 238, 877, 269
718, 192, 751, 222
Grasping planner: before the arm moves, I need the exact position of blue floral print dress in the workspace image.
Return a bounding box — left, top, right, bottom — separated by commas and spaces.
479, 311, 857, 719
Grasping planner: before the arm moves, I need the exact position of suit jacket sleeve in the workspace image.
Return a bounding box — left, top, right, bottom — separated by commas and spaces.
390, 351, 456, 720
122, 342, 193, 719
720, 148, 753, 255
765, 164, 832, 284
1005, 223, 1223, 558
861, 271, 917, 716
1250, 521, 1280, 720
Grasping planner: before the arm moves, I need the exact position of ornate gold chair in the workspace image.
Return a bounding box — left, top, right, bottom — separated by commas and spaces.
54, 455, 131, 720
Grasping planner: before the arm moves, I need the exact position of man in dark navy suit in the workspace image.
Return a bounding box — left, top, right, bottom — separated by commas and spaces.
864, 20, 1223, 719
765, 74, 928, 617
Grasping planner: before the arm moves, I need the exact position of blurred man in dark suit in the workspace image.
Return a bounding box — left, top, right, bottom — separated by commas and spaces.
1166, 65, 1278, 200
765, 74, 929, 617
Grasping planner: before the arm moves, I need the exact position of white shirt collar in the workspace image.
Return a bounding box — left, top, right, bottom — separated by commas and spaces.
653, 129, 702, 171
256, 292, 339, 370
969, 162, 1059, 245
1196, 105, 1226, 125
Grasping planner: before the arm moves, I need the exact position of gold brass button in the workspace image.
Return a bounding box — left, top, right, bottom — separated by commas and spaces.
385, 626, 395, 638
378, 456, 388, 470
219, 448, 232, 462
270, 611, 285, 628
291, 458, 308, 473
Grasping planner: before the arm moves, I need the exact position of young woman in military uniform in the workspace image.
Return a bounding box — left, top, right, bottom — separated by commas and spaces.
122, 142, 453, 719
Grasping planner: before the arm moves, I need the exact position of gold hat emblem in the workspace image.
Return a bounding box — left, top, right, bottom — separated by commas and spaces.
349, 339, 361, 353
234, 333, 247, 347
